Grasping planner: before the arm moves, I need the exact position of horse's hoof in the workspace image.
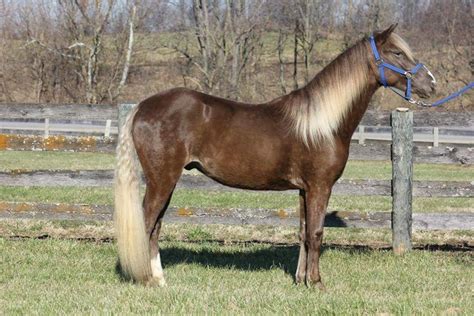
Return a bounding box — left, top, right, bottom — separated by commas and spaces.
306, 280, 326, 291
295, 275, 305, 285
315, 281, 326, 291
146, 277, 167, 288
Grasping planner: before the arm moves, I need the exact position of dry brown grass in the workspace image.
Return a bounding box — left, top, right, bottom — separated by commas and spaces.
2, 219, 472, 249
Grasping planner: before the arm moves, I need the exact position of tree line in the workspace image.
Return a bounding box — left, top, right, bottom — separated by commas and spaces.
0, 0, 472, 109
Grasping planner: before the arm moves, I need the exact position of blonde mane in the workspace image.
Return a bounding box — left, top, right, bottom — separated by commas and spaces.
282, 39, 369, 147
282, 33, 412, 147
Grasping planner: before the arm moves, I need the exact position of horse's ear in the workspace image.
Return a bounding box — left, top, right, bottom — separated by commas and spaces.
376, 23, 398, 45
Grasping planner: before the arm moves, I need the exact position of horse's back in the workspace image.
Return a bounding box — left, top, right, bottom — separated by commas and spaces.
134, 87, 283, 137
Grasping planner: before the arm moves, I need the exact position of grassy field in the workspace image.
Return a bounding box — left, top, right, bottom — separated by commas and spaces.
0, 186, 472, 213
0, 151, 472, 213
1, 151, 472, 181
1, 150, 472, 314
132, 31, 343, 65
1, 236, 472, 314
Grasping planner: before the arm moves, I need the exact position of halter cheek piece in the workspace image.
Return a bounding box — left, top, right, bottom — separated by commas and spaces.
369, 35, 423, 101
369, 34, 473, 107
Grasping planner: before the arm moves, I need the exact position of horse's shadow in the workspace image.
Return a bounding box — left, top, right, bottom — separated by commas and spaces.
161, 244, 299, 275
156, 213, 359, 276
159, 244, 377, 278
116, 242, 468, 282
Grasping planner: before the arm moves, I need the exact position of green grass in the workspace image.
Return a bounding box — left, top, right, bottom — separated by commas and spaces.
0, 186, 472, 213
1, 237, 472, 314
0, 150, 472, 181
0, 151, 471, 213
0, 151, 115, 171
342, 160, 474, 181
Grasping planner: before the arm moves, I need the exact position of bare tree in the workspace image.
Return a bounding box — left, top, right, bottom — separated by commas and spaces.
295, 0, 319, 84
17, 0, 139, 104
169, 0, 266, 99
0, 0, 14, 101
0, 0, 471, 109
271, 0, 326, 91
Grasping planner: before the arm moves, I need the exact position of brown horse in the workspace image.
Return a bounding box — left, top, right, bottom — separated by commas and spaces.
115, 24, 435, 288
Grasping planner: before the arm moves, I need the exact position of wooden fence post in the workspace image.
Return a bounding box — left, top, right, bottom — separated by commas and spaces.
44, 118, 50, 137
358, 125, 365, 145
391, 108, 413, 254
117, 103, 136, 137
104, 120, 112, 137
433, 127, 439, 147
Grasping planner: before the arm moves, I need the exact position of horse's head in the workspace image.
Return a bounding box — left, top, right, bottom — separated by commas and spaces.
370, 24, 436, 99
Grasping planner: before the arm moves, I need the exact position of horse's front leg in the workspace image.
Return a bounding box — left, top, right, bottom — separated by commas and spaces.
304, 184, 332, 290
295, 190, 307, 284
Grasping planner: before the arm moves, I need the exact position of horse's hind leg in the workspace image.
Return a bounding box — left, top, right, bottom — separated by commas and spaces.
142, 169, 182, 287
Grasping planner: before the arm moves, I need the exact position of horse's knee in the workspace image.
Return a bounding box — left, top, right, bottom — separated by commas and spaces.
305, 229, 324, 250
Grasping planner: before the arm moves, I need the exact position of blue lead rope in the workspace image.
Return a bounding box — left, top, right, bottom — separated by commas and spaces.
430, 82, 474, 107
369, 35, 473, 107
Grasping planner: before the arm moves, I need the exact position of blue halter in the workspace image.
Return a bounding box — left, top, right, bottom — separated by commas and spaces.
369, 35, 423, 101
369, 35, 473, 107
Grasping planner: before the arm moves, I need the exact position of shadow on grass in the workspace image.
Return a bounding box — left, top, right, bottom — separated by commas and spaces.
159, 244, 379, 278
162, 245, 298, 276
111, 243, 386, 282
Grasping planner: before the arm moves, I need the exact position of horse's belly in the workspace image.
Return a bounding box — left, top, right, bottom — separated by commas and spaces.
187, 159, 297, 191
209, 173, 293, 191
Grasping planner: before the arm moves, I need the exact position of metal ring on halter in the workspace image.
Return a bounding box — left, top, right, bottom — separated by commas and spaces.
418, 101, 431, 107
404, 71, 413, 79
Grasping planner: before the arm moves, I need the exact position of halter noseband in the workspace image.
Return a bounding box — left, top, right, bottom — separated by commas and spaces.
369, 35, 424, 101
369, 34, 473, 107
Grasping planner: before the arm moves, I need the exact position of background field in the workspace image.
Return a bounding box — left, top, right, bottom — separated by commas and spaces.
1, 151, 472, 213
1, 149, 473, 314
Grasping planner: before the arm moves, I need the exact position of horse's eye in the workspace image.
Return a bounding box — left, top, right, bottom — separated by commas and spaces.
393, 51, 402, 57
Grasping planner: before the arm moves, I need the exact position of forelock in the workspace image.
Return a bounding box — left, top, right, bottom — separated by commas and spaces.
389, 33, 416, 62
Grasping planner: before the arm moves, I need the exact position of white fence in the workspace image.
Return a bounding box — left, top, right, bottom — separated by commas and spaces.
1, 119, 473, 147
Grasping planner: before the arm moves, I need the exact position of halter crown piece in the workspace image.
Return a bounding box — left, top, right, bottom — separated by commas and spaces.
369, 35, 473, 107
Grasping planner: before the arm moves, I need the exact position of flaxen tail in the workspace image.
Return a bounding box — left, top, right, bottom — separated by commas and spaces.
114, 106, 152, 283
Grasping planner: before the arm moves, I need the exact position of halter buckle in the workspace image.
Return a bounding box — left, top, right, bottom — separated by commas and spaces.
417, 100, 432, 107
375, 59, 384, 67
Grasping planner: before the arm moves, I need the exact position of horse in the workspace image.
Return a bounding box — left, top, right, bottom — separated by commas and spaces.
114, 24, 436, 289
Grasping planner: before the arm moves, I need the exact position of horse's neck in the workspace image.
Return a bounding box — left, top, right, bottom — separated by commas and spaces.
303, 62, 379, 143
338, 78, 379, 141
